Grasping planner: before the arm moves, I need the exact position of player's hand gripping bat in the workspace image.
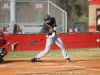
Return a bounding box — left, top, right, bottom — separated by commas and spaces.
45, 22, 53, 33
28, 23, 53, 46
28, 38, 47, 46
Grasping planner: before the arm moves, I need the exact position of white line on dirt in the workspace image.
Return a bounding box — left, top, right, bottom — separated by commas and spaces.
0, 65, 6, 67
67, 65, 100, 72
0, 63, 100, 72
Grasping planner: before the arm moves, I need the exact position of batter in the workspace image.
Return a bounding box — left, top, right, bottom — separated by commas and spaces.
31, 14, 71, 62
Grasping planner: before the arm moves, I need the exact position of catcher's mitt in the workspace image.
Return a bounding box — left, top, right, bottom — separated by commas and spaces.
11, 42, 18, 50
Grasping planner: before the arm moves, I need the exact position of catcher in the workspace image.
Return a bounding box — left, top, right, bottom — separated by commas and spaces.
31, 14, 71, 62
0, 31, 18, 62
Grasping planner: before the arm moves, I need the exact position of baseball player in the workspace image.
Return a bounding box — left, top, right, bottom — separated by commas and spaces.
0, 31, 18, 62
31, 14, 71, 62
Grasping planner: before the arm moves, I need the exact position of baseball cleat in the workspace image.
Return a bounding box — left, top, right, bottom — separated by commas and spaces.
0, 58, 4, 62
66, 58, 71, 62
12, 42, 18, 50
31, 57, 39, 62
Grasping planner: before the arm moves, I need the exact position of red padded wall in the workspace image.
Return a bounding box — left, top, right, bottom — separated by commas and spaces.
2, 33, 100, 51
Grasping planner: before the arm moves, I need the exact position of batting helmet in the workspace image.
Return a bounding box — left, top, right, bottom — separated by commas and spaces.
44, 14, 51, 23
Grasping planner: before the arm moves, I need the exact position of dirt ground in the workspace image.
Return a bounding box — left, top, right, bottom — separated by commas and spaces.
0, 57, 100, 75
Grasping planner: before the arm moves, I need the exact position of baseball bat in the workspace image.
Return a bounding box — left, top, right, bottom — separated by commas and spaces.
28, 38, 47, 46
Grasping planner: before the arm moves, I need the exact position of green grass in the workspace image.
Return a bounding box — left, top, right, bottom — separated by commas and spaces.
4, 48, 100, 58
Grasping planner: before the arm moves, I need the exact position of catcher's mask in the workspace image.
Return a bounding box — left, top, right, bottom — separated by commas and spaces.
44, 14, 51, 23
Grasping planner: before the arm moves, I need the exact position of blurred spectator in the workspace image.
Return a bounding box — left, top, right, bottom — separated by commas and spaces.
0, 26, 10, 35
74, 27, 80, 33
13, 24, 24, 34
67, 28, 74, 33
97, 14, 100, 31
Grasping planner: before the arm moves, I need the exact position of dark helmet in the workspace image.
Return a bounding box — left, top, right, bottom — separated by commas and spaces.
44, 14, 51, 23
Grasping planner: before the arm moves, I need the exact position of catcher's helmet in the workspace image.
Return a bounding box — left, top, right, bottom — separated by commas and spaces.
44, 14, 51, 23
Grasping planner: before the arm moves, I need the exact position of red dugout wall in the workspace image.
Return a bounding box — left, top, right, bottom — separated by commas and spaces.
88, 0, 100, 31
2, 33, 100, 51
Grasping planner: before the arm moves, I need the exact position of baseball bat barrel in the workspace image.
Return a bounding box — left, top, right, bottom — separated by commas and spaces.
28, 38, 47, 46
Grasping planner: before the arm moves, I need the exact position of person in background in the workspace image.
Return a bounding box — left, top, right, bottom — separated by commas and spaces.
0, 26, 10, 35
69, 28, 74, 33
74, 27, 80, 33
13, 24, 24, 34
97, 14, 100, 31
67, 28, 74, 34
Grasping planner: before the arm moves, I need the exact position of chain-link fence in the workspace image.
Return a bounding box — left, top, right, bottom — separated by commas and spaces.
67, 21, 88, 32
0, 0, 67, 33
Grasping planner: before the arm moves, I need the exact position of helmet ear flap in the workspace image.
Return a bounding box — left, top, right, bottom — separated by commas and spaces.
44, 14, 51, 23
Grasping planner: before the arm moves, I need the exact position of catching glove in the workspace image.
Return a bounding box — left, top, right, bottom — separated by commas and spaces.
11, 42, 18, 50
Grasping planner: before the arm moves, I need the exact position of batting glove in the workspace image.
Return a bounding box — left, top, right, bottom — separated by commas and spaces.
47, 31, 56, 39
